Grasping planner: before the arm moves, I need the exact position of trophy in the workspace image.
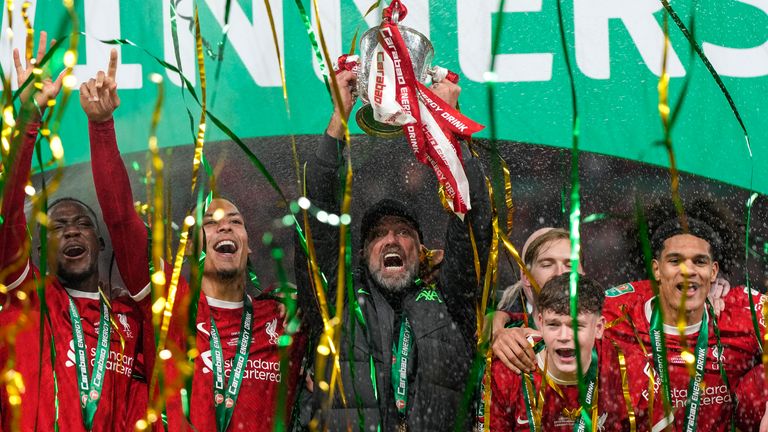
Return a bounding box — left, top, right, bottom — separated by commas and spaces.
348, 0, 482, 217
354, 10, 444, 138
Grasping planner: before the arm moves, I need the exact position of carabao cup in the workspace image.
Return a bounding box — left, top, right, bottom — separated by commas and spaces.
355, 21, 434, 138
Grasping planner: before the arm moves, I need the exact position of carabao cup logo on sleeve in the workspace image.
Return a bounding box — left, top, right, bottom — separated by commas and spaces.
605, 283, 635, 298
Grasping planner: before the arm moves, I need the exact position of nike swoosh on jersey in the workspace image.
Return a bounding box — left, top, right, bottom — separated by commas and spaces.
517, 416, 529, 425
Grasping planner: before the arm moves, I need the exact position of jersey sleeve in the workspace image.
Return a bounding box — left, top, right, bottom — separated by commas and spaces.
603, 281, 647, 323
0, 123, 41, 294
724, 286, 768, 353
733, 364, 767, 431
89, 118, 152, 303
490, 359, 521, 431
439, 152, 492, 348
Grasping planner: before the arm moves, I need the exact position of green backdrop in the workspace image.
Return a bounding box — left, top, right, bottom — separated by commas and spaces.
8, 0, 768, 193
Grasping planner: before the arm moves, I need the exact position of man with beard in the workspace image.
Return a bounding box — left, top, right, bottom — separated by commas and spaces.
83, 49, 305, 431
295, 69, 492, 431
0, 34, 150, 431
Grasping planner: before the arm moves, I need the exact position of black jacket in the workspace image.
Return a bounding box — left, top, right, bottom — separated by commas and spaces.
295, 134, 492, 431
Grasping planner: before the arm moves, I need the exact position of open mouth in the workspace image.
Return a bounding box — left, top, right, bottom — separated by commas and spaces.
63, 244, 86, 258
555, 348, 576, 359
383, 253, 404, 269
675, 282, 699, 294
213, 240, 237, 254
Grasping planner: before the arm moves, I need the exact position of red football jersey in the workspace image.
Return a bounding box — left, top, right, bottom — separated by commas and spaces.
734, 363, 768, 430
0, 274, 145, 432
603, 280, 767, 431
490, 338, 671, 431
164, 293, 306, 432
88, 117, 308, 430
0, 123, 151, 431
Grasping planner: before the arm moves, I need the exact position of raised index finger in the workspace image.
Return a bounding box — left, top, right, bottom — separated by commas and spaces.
35, 31, 48, 64
107, 48, 118, 80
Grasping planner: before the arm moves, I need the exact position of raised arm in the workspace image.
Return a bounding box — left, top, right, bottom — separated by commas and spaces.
81, 49, 150, 302
0, 32, 62, 286
434, 82, 493, 347
295, 70, 356, 334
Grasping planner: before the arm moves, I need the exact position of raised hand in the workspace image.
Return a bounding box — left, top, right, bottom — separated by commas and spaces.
708, 276, 731, 317
491, 324, 540, 374
326, 69, 357, 140
14, 31, 64, 120
79, 48, 121, 123
429, 79, 461, 109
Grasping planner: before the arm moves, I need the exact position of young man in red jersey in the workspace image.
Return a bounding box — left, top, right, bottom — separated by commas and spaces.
82, 49, 305, 432
494, 217, 768, 431
599, 218, 767, 431
491, 228, 578, 373
491, 274, 672, 431
0, 34, 151, 431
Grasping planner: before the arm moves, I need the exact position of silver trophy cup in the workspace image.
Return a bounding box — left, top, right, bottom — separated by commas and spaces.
356, 21, 435, 138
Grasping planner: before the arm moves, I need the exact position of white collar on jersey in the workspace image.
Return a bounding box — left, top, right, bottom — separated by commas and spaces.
535, 351, 580, 386
644, 296, 708, 336
64, 288, 101, 300
205, 295, 248, 309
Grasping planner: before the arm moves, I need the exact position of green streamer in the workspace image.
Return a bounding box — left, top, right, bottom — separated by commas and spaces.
745, 193, 763, 351
261, 232, 299, 432
344, 228, 368, 432
209, 0, 234, 109
658, 0, 750, 155
166, 0, 201, 145
33, 128, 61, 432
635, 199, 673, 417
582, 213, 608, 224
667, 0, 698, 131
554, 1, 589, 424
290, 0, 330, 92
485, 0, 509, 229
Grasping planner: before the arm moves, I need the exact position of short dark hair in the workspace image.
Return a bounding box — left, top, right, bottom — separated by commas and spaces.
536, 273, 605, 316
651, 217, 720, 260
48, 198, 101, 231
524, 228, 570, 267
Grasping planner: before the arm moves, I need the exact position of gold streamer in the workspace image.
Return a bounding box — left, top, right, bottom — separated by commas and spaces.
501, 160, 514, 235
300, 176, 346, 427
143, 6, 212, 425
311, 0, 351, 144
618, 306, 658, 428
21, 2, 32, 63
144, 216, 194, 429
498, 231, 540, 294
144, 75, 166, 422
1, 9, 75, 428
189, 5, 207, 198
306, 0, 354, 422
261, 0, 302, 190
658, 12, 695, 379
763, 294, 768, 388
609, 339, 636, 432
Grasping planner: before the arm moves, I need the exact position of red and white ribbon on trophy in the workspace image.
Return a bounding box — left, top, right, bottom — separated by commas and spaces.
366, 0, 484, 219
